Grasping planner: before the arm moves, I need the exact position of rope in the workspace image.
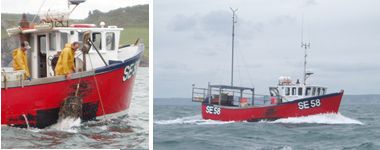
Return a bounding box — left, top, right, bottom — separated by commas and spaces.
86, 47, 107, 118
93, 75, 106, 117
22, 114, 30, 129
32, 0, 49, 23
75, 70, 82, 97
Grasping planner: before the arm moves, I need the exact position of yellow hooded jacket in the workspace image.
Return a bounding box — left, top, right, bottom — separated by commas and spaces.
12, 48, 30, 78
55, 43, 75, 76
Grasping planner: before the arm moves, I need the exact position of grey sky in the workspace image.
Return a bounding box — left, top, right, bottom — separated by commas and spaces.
1, 0, 148, 19
154, 0, 380, 98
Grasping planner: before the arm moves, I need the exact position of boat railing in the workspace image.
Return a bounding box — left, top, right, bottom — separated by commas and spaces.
252, 94, 272, 106
1, 69, 26, 89
192, 85, 207, 102
192, 83, 277, 107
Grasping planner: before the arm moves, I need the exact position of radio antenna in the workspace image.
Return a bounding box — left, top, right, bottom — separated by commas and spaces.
301, 13, 312, 85
230, 7, 238, 86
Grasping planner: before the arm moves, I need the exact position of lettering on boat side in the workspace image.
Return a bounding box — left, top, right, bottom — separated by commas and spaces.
205, 105, 221, 115
123, 63, 136, 81
298, 99, 321, 110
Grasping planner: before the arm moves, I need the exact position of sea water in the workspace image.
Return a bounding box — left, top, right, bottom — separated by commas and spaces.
154, 95, 380, 150
1, 67, 149, 149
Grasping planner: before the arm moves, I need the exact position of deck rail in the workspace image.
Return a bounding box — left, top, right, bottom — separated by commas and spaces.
192, 85, 207, 102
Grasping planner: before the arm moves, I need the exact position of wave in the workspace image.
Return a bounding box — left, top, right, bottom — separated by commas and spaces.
156, 113, 363, 125
154, 115, 235, 125
264, 113, 364, 125
49, 117, 81, 133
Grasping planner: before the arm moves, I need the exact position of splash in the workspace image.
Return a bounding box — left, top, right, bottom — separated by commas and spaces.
156, 113, 363, 125
266, 113, 363, 125
49, 117, 81, 133
154, 115, 235, 125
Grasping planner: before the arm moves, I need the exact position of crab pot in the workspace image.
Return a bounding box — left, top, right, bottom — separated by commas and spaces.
58, 96, 83, 121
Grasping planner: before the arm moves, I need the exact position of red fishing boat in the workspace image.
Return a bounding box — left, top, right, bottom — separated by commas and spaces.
191, 9, 343, 122
192, 83, 344, 122
1, 0, 144, 128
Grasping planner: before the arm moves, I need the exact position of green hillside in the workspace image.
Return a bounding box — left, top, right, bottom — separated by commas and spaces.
1, 13, 37, 38
84, 4, 149, 66
85, 5, 148, 28
1, 4, 149, 66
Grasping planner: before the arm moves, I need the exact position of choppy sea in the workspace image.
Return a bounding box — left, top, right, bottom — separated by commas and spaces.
1, 67, 149, 149
154, 95, 380, 150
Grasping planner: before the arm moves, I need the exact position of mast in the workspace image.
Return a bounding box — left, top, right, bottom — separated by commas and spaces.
230, 7, 238, 86
301, 42, 310, 85
300, 13, 312, 85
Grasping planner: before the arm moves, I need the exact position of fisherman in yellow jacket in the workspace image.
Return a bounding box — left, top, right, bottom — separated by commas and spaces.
55, 42, 80, 79
12, 41, 31, 80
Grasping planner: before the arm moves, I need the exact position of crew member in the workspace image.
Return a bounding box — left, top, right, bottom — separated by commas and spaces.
55, 42, 80, 79
12, 41, 31, 80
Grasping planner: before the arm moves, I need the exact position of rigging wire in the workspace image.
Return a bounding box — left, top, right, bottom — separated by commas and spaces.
87, 48, 107, 120
45, 0, 60, 17
31, 0, 49, 24
47, 0, 59, 10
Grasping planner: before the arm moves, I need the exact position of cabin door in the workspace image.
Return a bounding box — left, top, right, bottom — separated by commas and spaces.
37, 35, 47, 78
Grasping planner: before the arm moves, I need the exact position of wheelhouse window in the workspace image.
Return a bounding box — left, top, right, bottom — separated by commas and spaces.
317, 88, 321, 96
292, 87, 296, 95
106, 32, 115, 50
78, 32, 84, 42
92, 32, 102, 50
39, 35, 47, 54
29, 38, 34, 53
285, 87, 290, 96
312, 87, 316, 96
298, 87, 303, 96
49, 32, 56, 51
305, 87, 311, 96
60, 32, 68, 50
322, 88, 326, 95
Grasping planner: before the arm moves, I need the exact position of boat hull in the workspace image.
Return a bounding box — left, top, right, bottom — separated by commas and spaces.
1, 51, 142, 128
202, 91, 343, 121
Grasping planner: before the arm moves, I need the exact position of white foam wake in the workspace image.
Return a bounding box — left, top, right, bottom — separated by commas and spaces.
265, 113, 363, 125
155, 113, 363, 125
49, 117, 81, 133
154, 115, 234, 125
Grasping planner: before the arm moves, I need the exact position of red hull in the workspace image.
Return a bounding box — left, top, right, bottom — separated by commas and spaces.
202, 91, 343, 121
1, 52, 142, 128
